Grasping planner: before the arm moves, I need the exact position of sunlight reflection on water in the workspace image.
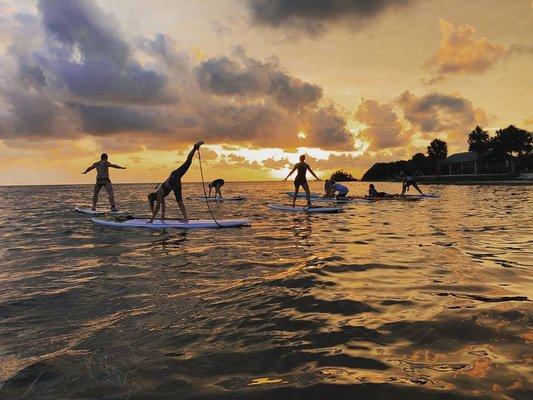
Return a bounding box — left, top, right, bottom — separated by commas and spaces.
0, 182, 531, 399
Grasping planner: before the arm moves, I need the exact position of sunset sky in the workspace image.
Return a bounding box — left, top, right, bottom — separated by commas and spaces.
1, 0, 532, 185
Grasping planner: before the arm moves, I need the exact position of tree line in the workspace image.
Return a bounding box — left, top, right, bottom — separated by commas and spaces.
361, 125, 532, 181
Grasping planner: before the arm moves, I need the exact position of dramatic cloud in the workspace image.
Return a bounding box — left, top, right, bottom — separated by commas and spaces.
423, 19, 532, 84
0, 0, 355, 153
37, 0, 173, 104
248, 0, 413, 36
396, 91, 487, 144
195, 48, 322, 110
354, 99, 407, 150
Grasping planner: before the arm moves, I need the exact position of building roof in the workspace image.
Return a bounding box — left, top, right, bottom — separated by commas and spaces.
440, 151, 479, 164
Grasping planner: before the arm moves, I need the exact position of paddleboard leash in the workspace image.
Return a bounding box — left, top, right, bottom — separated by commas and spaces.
197, 148, 224, 227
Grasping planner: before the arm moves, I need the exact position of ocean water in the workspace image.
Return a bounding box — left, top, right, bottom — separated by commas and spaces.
0, 181, 531, 400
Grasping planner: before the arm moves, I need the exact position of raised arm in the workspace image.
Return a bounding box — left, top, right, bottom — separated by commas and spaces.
109, 163, 126, 169
308, 165, 320, 181
82, 163, 96, 174
283, 164, 298, 181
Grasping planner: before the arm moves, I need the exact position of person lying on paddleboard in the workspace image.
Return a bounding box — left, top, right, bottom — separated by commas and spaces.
284, 155, 320, 207
325, 179, 349, 199
401, 171, 424, 196
147, 141, 204, 223
208, 179, 225, 198
368, 184, 395, 198
82, 153, 126, 211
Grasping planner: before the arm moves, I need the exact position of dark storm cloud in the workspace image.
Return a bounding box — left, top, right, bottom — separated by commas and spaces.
195, 50, 322, 110
37, 0, 174, 104
247, 0, 412, 35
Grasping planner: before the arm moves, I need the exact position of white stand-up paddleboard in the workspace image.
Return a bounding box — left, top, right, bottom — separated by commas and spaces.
92, 217, 251, 229
74, 207, 128, 216
268, 204, 342, 213
312, 197, 372, 204
285, 192, 321, 198
187, 195, 246, 201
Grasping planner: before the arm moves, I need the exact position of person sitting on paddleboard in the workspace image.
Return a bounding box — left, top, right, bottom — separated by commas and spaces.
401, 171, 424, 196
82, 153, 126, 212
368, 184, 395, 198
208, 179, 225, 198
284, 154, 320, 207
147, 141, 204, 223
325, 179, 349, 199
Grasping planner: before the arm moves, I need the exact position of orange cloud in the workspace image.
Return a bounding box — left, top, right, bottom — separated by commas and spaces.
396, 90, 488, 147
354, 99, 409, 150
424, 19, 507, 83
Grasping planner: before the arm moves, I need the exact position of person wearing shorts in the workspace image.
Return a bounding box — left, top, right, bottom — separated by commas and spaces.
208, 179, 225, 198
82, 153, 126, 211
283, 155, 320, 207
148, 141, 203, 223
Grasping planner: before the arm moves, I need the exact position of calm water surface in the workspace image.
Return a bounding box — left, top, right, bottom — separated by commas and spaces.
0, 182, 531, 399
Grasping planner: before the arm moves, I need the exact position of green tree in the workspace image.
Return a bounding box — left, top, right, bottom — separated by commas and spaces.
427, 139, 448, 160
492, 125, 532, 156
468, 126, 490, 154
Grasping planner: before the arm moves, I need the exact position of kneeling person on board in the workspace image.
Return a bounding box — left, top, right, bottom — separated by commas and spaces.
368, 184, 394, 198
325, 180, 349, 199
147, 141, 204, 223
82, 153, 126, 211
401, 172, 424, 196
208, 179, 225, 198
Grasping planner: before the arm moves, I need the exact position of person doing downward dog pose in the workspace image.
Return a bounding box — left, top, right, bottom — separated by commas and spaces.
284, 155, 320, 207
82, 153, 126, 211
208, 179, 225, 198
401, 171, 424, 196
148, 141, 203, 223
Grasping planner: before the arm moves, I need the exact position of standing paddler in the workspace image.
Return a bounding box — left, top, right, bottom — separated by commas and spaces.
82, 153, 126, 211
283, 155, 321, 207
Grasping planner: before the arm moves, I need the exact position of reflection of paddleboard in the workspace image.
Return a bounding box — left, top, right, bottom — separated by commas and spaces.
92, 217, 251, 229
285, 192, 321, 198
74, 207, 128, 215
187, 195, 246, 201
268, 204, 342, 213
312, 197, 372, 204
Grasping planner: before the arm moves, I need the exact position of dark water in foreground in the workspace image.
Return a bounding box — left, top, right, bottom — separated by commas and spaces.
0, 182, 531, 399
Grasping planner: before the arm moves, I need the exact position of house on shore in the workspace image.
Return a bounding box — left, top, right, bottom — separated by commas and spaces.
438, 151, 516, 176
